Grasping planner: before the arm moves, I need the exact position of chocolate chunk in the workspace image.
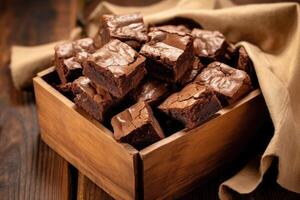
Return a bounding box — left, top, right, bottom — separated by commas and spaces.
130, 79, 170, 106
195, 62, 252, 105
72, 76, 116, 122
140, 30, 194, 83
178, 57, 204, 86
147, 27, 192, 50
111, 101, 165, 149
158, 82, 222, 129
141, 27, 194, 82
235, 46, 258, 86
54, 38, 96, 84
94, 13, 147, 50
84, 39, 146, 98
191, 29, 228, 63
149, 25, 191, 36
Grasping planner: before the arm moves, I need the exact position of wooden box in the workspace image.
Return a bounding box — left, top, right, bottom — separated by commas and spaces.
33, 67, 269, 200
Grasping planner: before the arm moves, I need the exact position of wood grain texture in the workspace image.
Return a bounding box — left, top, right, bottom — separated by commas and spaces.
33, 74, 139, 200
0, 0, 77, 199
77, 172, 113, 200
140, 90, 268, 200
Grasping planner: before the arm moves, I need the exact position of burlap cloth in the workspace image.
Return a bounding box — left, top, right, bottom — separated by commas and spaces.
10, 0, 300, 199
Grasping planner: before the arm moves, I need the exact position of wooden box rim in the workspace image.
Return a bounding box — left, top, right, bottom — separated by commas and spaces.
35, 66, 261, 155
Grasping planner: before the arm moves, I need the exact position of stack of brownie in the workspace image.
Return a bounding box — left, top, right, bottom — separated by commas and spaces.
54, 13, 255, 149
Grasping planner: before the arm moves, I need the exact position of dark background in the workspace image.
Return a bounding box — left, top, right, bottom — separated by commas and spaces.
0, 0, 300, 199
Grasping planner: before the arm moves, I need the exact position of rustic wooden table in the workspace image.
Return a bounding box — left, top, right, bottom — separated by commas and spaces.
1, 0, 300, 199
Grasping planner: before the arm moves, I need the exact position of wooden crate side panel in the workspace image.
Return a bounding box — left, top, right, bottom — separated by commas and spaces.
140, 92, 267, 200
33, 77, 138, 200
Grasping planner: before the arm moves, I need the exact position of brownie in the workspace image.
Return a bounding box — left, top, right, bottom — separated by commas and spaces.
84, 39, 146, 98
54, 38, 96, 84
178, 57, 204, 86
140, 30, 194, 83
71, 76, 117, 122
130, 79, 170, 106
195, 62, 252, 105
158, 82, 222, 129
94, 13, 147, 50
111, 101, 165, 149
191, 29, 228, 63
147, 27, 192, 50
235, 46, 257, 86
149, 25, 191, 36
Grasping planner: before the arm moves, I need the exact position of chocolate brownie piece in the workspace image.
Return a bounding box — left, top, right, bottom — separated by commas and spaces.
54, 38, 96, 84
84, 39, 146, 98
178, 57, 204, 86
94, 13, 147, 50
195, 62, 252, 105
140, 32, 194, 83
235, 46, 257, 86
147, 27, 192, 50
149, 25, 191, 36
111, 101, 165, 149
191, 29, 228, 63
130, 79, 170, 106
72, 76, 116, 122
158, 82, 222, 129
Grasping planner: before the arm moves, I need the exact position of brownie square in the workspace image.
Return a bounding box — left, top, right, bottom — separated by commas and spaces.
54, 38, 96, 84
147, 26, 192, 51
111, 101, 165, 149
158, 82, 222, 129
140, 26, 194, 83
195, 61, 252, 105
191, 29, 228, 63
149, 25, 191, 36
71, 76, 117, 122
178, 56, 204, 86
235, 46, 257, 86
130, 79, 170, 106
84, 39, 146, 98
140, 42, 194, 84
94, 13, 147, 50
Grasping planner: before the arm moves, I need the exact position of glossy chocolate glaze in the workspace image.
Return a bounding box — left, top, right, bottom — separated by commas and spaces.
196, 62, 249, 97
104, 13, 148, 42
131, 79, 170, 105
111, 101, 164, 149
148, 28, 192, 50
191, 29, 227, 59
89, 39, 140, 77
71, 77, 116, 122
141, 42, 183, 66
95, 13, 147, 50
72, 77, 114, 104
54, 38, 97, 84
55, 38, 96, 58
159, 83, 213, 109
158, 82, 222, 128
150, 25, 191, 36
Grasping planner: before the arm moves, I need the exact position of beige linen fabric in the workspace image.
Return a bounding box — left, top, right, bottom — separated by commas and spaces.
9, 1, 300, 199
10, 27, 82, 89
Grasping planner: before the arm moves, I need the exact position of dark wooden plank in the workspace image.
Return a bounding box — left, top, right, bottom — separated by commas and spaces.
77, 172, 113, 200
0, 0, 77, 199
